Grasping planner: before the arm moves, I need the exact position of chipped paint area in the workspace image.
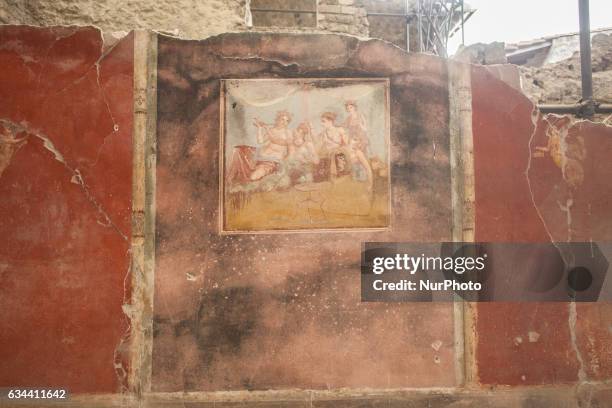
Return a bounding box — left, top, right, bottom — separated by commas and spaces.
0, 121, 27, 177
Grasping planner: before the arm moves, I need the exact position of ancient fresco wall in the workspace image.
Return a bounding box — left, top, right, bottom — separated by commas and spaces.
222, 78, 390, 232
0, 26, 133, 393
152, 34, 456, 391
471, 64, 612, 385
1, 25, 611, 406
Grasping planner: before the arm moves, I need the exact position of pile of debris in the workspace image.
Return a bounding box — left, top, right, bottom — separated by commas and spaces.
520, 33, 612, 106
455, 33, 612, 122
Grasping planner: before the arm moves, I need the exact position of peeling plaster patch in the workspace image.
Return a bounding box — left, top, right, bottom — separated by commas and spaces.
61, 336, 75, 344
514, 336, 523, 346
0, 121, 28, 178
528, 331, 540, 343
431, 340, 443, 351
569, 301, 587, 382
586, 336, 601, 377
0, 118, 128, 241
211, 52, 301, 70
558, 199, 574, 242
114, 250, 133, 393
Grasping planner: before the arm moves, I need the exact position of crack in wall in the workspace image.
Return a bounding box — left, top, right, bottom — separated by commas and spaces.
525, 105, 589, 385
94, 54, 120, 133
0, 118, 128, 241
213, 53, 301, 70
558, 198, 574, 242
114, 246, 133, 393
38, 30, 123, 123
569, 301, 588, 383
525, 102, 556, 243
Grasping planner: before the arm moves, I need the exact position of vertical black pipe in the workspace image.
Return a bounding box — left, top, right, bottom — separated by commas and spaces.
417, 0, 423, 52
406, 0, 410, 51
578, 0, 593, 103
461, 0, 465, 45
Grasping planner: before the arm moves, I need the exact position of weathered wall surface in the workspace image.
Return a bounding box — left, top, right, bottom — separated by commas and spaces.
0, 26, 133, 393
471, 64, 612, 386
152, 33, 455, 391
317, 0, 369, 37
1, 24, 612, 407
0, 0, 370, 40
0, 0, 245, 39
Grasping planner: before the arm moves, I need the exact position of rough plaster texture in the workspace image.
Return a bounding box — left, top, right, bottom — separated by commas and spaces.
0, 0, 246, 39
318, 0, 369, 37
0, 0, 370, 40
0, 26, 133, 392
5, 0, 611, 111
152, 33, 455, 391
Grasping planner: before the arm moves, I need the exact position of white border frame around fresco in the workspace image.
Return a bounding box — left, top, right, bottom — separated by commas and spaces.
219, 78, 392, 235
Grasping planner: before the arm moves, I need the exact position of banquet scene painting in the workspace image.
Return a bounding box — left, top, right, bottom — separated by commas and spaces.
221, 79, 390, 232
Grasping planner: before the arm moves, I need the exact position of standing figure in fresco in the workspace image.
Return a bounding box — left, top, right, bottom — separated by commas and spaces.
227, 110, 293, 185
318, 112, 348, 155
311, 112, 348, 182
343, 100, 369, 155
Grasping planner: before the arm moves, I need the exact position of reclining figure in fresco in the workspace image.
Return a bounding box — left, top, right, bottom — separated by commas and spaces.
227, 110, 292, 186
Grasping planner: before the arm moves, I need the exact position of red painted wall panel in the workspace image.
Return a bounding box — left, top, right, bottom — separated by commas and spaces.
471, 65, 612, 385
0, 27, 133, 393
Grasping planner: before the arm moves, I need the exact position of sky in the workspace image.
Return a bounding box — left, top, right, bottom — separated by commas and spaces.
447, 0, 612, 55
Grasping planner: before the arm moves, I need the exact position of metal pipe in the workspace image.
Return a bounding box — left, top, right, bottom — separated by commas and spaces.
406, 0, 410, 51
461, 0, 465, 45
538, 103, 612, 115
578, 0, 594, 109
417, 0, 423, 52
536, 0, 612, 118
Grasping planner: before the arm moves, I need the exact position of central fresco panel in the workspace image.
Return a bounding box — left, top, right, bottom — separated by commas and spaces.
153, 34, 455, 392
222, 78, 390, 232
